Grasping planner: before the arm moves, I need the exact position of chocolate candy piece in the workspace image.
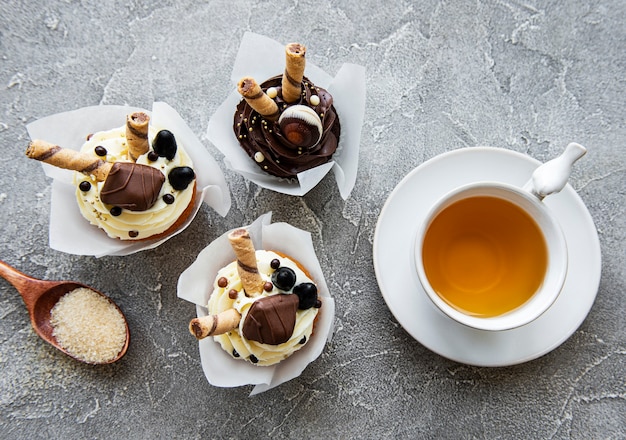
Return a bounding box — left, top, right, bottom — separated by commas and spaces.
100, 162, 165, 211
293, 282, 318, 309
271, 267, 296, 291
153, 129, 178, 160
278, 105, 323, 149
242, 294, 299, 345
168, 166, 195, 190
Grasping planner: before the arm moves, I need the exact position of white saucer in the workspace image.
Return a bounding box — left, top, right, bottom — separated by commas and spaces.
373, 147, 601, 366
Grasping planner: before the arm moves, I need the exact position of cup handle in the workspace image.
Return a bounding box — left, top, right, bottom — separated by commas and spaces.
523, 143, 587, 201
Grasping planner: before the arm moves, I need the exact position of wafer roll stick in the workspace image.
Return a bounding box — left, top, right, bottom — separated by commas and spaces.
281, 43, 306, 103
126, 112, 150, 161
189, 308, 242, 340
228, 228, 265, 296
237, 77, 280, 121
26, 139, 113, 181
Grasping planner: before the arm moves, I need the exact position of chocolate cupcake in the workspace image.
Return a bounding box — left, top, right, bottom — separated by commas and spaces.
233, 43, 341, 179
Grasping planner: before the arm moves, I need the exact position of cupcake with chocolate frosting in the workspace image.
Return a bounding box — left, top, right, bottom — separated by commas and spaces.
234, 43, 341, 179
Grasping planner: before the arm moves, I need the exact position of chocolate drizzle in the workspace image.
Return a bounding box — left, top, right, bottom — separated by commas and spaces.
237, 259, 259, 274
100, 162, 165, 211
234, 75, 340, 178
242, 294, 299, 345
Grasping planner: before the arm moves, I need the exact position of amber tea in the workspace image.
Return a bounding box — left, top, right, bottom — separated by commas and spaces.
422, 195, 548, 318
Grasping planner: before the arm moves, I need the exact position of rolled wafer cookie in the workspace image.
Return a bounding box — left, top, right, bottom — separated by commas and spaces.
189, 308, 241, 339
281, 43, 306, 104
126, 112, 150, 161
237, 77, 280, 121
26, 139, 112, 181
228, 228, 265, 296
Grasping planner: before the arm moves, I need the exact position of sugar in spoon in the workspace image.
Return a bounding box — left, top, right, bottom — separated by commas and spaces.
0, 259, 129, 364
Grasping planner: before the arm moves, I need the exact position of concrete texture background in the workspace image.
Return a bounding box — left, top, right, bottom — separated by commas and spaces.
0, 0, 624, 438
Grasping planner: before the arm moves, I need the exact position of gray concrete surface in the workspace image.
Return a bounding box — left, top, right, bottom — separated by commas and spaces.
1, 1, 624, 438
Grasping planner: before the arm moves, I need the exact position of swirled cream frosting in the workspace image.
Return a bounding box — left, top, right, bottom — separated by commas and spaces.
208, 250, 321, 366
73, 125, 194, 240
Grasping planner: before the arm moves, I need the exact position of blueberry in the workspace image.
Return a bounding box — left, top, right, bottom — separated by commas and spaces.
147, 151, 159, 162
94, 146, 107, 156
271, 267, 296, 291
168, 166, 195, 190
79, 181, 91, 192
153, 129, 177, 160
293, 283, 318, 309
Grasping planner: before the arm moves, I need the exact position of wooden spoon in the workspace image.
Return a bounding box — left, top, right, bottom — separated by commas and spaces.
0, 259, 129, 364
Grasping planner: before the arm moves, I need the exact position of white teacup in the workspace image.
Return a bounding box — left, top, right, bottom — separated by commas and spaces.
414, 143, 586, 331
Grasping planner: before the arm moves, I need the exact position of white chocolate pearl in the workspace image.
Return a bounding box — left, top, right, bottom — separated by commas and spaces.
310, 95, 320, 106
254, 152, 265, 162
267, 87, 278, 99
